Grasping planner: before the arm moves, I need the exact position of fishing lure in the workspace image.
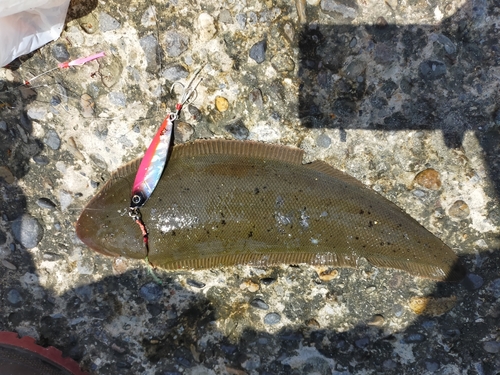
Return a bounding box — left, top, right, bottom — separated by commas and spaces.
128, 67, 203, 258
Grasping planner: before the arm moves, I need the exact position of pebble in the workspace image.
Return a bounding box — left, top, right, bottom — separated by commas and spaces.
174, 121, 194, 143
419, 60, 447, 81
225, 120, 249, 140
58, 190, 73, 212
89, 153, 108, 170
164, 31, 189, 57
7, 289, 22, 305
250, 298, 269, 310
78, 13, 98, 34
374, 43, 395, 65
0, 120, 6, 131
11, 214, 44, 249
263, 312, 281, 325
383, 359, 397, 370
186, 279, 205, 288
235, 13, 246, 29
2, 259, 16, 270
413, 168, 441, 190
425, 360, 440, 372
344, 60, 366, 79
43, 129, 61, 150
0, 166, 15, 184
139, 35, 161, 72
321, 0, 358, 18
52, 43, 70, 62
33, 155, 50, 165
215, 96, 229, 112
247, 11, 258, 26
249, 40, 267, 64
109, 92, 126, 107
80, 94, 95, 118
463, 273, 484, 290
271, 54, 295, 72
219, 9, 232, 24
483, 341, 500, 354
99, 12, 121, 32
27, 107, 47, 121
404, 333, 426, 343
161, 65, 188, 82
316, 267, 339, 281
260, 277, 276, 285
487, 278, 500, 298
139, 282, 163, 302
367, 314, 385, 327
355, 337, 369, 348
448, 200, 470, 219
249, 88, 264, 108
36, 198, 57, 210
408, 295, 457, 316
435, 34, 456, 54
141, 6, 157, 27
198, 13, 216, 41
316, 133, 331, 148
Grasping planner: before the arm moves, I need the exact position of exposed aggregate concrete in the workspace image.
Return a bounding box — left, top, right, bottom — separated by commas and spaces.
0, 0, 500, 373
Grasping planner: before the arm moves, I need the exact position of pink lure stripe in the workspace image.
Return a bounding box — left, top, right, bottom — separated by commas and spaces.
58, 52, 106, 69
131, 116, 174, 205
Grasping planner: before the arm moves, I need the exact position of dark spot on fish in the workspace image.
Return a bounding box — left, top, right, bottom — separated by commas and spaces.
355, 236, 359, 240
368, 221, 373, 227
359, 209, 364, 214
221, 220, 226, 225
254, 187, 260, 194
248, 231, 253, 238
172, 231, 176, 236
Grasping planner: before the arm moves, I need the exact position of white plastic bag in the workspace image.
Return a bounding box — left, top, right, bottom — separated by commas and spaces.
0, 0, 71, 67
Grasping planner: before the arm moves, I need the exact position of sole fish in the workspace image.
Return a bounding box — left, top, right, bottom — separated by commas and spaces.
76, 139, 465, 281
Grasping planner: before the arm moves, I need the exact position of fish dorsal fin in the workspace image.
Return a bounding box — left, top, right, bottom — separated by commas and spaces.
306, 160, 367, 188
171, 139, 304, 165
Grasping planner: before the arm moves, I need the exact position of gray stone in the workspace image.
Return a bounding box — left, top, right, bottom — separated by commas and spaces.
425, 360, 439, 372
139, 282, 163, 302
250, 298, 269, 310
487, 278, 500, 298
249, 88, 264, 108
247, 11, 258, 26
33, 155, 49, 165
141, 6, 156, 27
225, 120, 249, 140
161, 65, 188, 82
52, 43, 70, 62
235, 13, 246, 29
436, 34, 456, 54
419, 60, 447, 81
264, 312, 281, 325
404, 333, 426, 343
463, 273, 484, 290
27, 107, 47, 121
0, 121, 6, 131
249, 40, 267, 64
109, 92, 126, 107
139, 35, 161, 73
11, 214, 44, 249
271, 54, 295, 72
43, 129, 61, 150
99, 12, 121, 32
0, 230, 6, 245
219, 9, 233, 24
483, 341, 500, 354
316, 133, 331, 148
36, 198, 57, 210
355, 337, 369, 348
164, 31, 189, 57
349, 37, 357, 48
7, 289, 22, 305
321, 0, 358, 19
383, 359, 397, 369
186, 279, 205, 288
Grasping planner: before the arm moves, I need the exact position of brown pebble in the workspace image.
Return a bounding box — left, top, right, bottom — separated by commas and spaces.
376, 16, 388, 27
316, 266, 339, 281
150, 339, 159, 344
111, 343, 126, 353
408, 295, 457, 316
448, 200, 470, 219
112, 257, 130, 275
413, 168, 441, 190
239, 279, 260, 292
215, 96, 229, 112
305, 318, 320, 328
2, 260, 17, 270
66, 137, 85, 161
367, 314, 385, 327
80, 94, 95, 118
0, 166, 15, 184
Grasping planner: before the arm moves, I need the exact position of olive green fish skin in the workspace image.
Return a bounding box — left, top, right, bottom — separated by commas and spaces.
76, 140, 465, 281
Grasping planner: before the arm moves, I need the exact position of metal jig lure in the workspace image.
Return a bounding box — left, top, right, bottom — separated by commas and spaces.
128, 66, 203, 257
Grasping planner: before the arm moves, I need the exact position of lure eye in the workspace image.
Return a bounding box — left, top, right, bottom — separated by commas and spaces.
130, 192, 146, 208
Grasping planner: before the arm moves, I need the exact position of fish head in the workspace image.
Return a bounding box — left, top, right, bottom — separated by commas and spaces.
76, 170, 146, 259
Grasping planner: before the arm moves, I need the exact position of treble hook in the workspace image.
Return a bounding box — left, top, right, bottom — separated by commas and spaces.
170, 65, 204, 117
